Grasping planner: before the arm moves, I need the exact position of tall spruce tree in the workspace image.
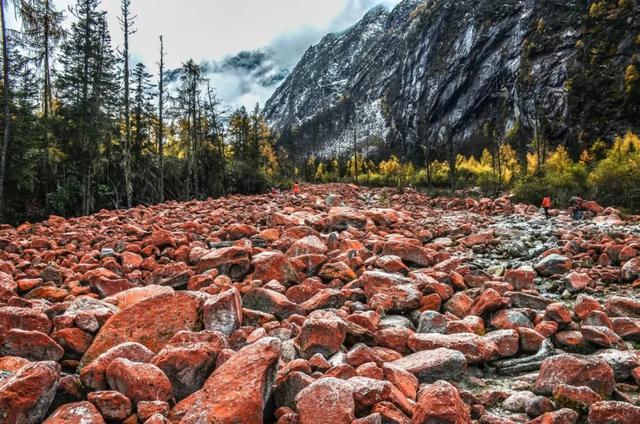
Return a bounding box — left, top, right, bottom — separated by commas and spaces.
15, 0, 65, 201
57, 0, 119, 215
0, 0, 12, 220
131, 62, 154, 160
175, 59, 202, 198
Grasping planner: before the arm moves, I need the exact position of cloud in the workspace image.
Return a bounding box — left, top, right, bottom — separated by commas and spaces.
202, 49, 290, 110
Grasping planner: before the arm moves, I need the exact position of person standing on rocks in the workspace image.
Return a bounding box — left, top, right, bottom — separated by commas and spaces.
568, 193, 584, 220
293, 181, 300, 196
541, 195, 552, 219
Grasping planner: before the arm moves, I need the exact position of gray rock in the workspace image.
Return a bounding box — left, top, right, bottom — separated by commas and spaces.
391, 348, 466, 383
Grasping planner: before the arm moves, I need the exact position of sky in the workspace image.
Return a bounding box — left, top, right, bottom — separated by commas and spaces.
10, 0, 402, 108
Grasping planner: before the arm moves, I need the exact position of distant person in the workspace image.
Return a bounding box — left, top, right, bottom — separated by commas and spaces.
568, 193, 584, 220
541, 195, 551, 219
271, 187, 277, 196
293, 181, 300, 195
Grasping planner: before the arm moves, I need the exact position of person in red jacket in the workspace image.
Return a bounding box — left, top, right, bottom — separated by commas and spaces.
293, 181, 300, 195
541, 195, 551, 219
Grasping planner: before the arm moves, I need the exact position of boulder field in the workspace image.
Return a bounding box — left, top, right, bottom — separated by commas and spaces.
0, 183, 639, 423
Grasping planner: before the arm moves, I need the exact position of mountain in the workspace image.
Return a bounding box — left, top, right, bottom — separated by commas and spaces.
263, 0, 640, 161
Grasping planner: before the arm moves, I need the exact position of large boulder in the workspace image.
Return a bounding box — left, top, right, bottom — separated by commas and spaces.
0, 328, 64, 361
286, 236, 328, 257
43, 401, 106, 424
80, 292, 206, 368
295, 377, 355, 424
0, 361, 61, 424
621, 257, 640, 282
243, 288, 304, 320
79, 342, 156, 391
249, 251, 300, 284
197, 247, 251, 280
202, 288, 243, 336
587, 401, 640, 424
381, 240, 433, 267
412, 380, 470, 424
390, 348, 466, 383
60, 297, 119, 333
294, 310, 347, 359
408, 333, 499, 363
535, 254, 572, 276
534, 354, 616, 396
87, 390, 132, 422
169, 337, 282, 423
605, 296, 640, 318
151, 330, 228, 400
360, 271, 421, 312
504, 267, 536, 290
105, 358, 172, 404
0, 306, 52, 336
104, 285, 174, 309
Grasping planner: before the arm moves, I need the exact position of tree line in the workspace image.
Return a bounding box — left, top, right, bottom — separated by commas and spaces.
0, 0, 283, 224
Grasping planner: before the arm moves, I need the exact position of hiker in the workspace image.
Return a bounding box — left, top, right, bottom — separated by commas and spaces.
568, 193, 584, 220
271, 187, 277, 197
541, 195, 551, 219
293, 181, 300, 195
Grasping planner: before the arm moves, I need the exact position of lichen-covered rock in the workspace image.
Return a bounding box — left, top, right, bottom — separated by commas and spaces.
0, 361, 61, 423
295, 377, 355, 424
80, 292, 206, 368
43, 401, 106, 424
169, 337, 282, 423
412, 380, 470, 424
105, 358, 172, 404
534, 354, 615, 397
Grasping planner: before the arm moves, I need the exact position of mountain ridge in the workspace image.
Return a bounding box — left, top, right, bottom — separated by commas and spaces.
264, 0, 640, 161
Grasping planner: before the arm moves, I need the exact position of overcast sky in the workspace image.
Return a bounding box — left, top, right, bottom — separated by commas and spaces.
10, 0, 402, 108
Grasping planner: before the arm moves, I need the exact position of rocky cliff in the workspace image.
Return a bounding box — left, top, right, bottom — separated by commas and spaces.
264, 0, 640, 160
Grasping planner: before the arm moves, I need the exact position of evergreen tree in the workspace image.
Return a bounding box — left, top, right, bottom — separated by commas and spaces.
56, 0, 119, 215
0, 0, 12, 220
131, 62, 155, 159
174, 59, 202, 198
201, 81, 226, 195
15, 0, 65, 200
229, 106, 249, 162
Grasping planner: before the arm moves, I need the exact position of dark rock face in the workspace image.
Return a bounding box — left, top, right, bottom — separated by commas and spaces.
264, 0, 640, 159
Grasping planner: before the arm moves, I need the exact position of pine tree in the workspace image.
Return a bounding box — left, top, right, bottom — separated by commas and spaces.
15, 0, 65, 201
202, 81, 226, 195
0, 0, 12, 220
229, 106, 249, 162
56, 0, 119, 215
175, 59, 202, 198
6, 46, 41, 213
131, 62, 155, 159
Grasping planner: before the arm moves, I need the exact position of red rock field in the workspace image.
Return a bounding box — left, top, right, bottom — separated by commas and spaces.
0, 183, 639, 424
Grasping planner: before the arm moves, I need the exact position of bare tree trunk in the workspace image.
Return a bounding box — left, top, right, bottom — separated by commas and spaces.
80, 0, 91, 216
42, 0, 51, 204
121, 0, 133, 208
0, 0, 10, 221
353, 125, 358, 183
157, 35, 164, 203
445, 126, 455, 191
